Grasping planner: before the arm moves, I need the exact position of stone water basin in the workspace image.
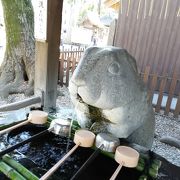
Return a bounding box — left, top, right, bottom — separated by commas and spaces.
0, 124, 179, 180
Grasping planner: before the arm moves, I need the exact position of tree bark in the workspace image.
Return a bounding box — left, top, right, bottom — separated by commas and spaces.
0, 0, 35, 98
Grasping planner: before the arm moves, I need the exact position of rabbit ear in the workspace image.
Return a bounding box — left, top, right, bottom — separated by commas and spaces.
123, 50, 138, 73
83, 46, 100, 57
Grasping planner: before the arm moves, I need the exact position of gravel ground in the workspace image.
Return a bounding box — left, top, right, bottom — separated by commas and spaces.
152, 113, 180, 167
0, 85, 180, 167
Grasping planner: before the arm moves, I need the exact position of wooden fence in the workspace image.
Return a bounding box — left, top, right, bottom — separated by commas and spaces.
58, 47, 86, 86
58, 50, 180, 118
140, 66, 180, 117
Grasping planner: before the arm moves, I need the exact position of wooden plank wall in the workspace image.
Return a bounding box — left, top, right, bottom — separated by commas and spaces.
114, 0, 180, 94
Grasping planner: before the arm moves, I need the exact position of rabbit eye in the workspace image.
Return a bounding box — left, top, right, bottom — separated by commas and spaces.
108, 62, 120, 74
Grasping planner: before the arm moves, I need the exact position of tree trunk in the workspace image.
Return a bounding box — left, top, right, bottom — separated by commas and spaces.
0, 0, 35, 98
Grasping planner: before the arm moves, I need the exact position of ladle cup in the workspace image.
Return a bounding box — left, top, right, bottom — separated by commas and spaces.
110, 146, 139, 180
0, 110, 48, 135
39, 129, 95, 180
49, 118, 72, 137
0, 118, 72, 157
71, 132, 120, 180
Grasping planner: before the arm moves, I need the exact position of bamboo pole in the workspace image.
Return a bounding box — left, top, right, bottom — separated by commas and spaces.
0, 161, 26, 180
2, 154, 39, 180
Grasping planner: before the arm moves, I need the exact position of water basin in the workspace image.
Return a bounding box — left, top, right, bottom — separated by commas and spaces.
0, 124, 179, 180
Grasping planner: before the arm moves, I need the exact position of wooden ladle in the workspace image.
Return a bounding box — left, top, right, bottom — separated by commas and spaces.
71, 132, 120, 180
0, 110, 48, 135
110, 146, 139, 180
40, 129, 95, 180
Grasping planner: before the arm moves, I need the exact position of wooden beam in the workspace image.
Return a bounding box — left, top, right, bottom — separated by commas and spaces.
35, 0, 63, 111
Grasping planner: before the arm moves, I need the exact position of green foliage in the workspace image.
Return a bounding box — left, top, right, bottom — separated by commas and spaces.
77, 6, 96, 25
87, 4, 95, 12
78, 9, 87, 23
66, 0, 85, 5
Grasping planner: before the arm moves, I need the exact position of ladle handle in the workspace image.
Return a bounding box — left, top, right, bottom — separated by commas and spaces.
40, 143, 80, 180
0, 119, 30, 135
0, 128, 50, 157
109, 163, 123, 180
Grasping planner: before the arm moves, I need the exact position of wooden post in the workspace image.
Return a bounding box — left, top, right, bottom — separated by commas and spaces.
35, 0, 63, 111
174, 92, 180, 118
147, 73, 157, 103
143, 66, 150, 84
155, 75, 167, 113
164, 73, 178, 115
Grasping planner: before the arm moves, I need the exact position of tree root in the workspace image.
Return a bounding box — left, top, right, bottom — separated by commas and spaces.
0, 80, 34, 98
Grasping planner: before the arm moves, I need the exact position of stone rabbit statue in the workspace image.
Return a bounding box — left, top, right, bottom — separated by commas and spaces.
69, 47, 155, 149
